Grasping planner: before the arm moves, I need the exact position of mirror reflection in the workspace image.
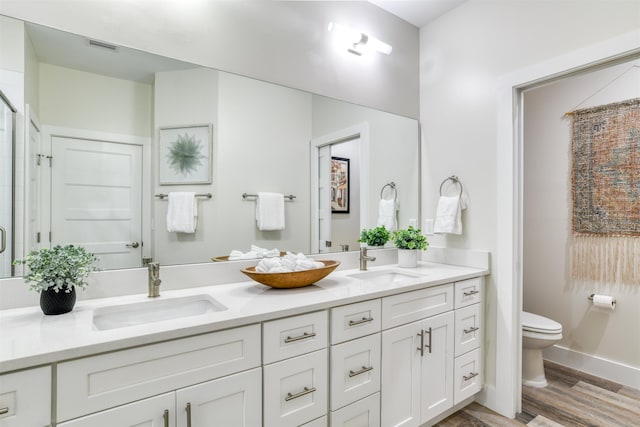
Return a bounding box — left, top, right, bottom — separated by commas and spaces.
0, 20, 419, 278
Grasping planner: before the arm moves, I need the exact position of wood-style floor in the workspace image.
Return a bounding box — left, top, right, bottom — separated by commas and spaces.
436, 360, 640, 426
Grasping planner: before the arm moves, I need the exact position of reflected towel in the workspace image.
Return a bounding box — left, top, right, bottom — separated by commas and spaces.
256, 192, 285, 231
377, 198, 397, 231
167, 192, 197, 233
433, 195, 466, 235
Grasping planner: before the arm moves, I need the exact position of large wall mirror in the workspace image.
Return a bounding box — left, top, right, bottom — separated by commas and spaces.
0, 19, 419, 278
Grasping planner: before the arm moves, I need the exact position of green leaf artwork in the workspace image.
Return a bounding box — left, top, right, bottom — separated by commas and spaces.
167, 132, 205, 175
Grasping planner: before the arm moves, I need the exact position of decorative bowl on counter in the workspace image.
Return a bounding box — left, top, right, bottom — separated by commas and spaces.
240, 260, 340, 288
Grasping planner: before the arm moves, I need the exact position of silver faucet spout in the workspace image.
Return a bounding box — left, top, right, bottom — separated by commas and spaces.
148, 262, 161, 297
359, 247, 376, 271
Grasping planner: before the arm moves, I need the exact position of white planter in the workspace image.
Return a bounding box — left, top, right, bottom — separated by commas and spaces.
397, 249, 418, 268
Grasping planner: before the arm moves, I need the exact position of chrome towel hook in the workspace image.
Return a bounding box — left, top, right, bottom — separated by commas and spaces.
380, 182, 397, 201
439, 175, 463, 197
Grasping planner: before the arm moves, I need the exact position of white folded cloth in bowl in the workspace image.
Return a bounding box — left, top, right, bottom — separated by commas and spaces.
228, 245, 280, 260
256, 252, 324, 273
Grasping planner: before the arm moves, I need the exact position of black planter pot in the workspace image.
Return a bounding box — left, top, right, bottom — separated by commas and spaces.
40, 287, 76, 315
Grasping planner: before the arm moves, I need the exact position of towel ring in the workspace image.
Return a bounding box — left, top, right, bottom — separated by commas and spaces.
439, 175, 463, 197
380, 182, 397, 201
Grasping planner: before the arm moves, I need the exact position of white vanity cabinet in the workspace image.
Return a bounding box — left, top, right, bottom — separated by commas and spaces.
0, 366, 51, 427
56, 324, 261, 426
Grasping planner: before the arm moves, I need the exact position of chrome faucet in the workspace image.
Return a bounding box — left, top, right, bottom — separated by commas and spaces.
359, 247, 376, 271
148, 262, 161, 297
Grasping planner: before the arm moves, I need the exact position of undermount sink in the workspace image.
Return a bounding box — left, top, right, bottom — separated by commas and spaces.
92, 294, 227, 331
348, 269, 426, 285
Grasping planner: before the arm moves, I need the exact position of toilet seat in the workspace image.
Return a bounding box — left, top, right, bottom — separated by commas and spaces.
522, 311, 562, 334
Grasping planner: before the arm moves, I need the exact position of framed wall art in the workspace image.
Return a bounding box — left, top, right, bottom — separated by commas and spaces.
159, 124, 212, 185
331, 156, 350, 213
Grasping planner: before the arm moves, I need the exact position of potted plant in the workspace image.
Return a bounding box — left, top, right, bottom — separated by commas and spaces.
14, 245, 99, 315
391, 226, 428, 268
358, 226, 390, 247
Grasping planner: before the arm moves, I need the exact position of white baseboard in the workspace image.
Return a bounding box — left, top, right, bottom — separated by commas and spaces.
544, 345, 640, 389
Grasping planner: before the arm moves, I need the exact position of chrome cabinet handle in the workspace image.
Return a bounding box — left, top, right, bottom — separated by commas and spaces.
285, 386, 316, 401
348, 317, 374, 326
417, 330, 424, 356
464, 326, 479, 334
284, 331, 316, 343
463, 289, 479, 296
463, 372, 479, 381
425, 327, 432, 354
0, 407, 8, 415
186, 402, 192, 427
0, 226, 6, 254
349, 366, 374, 377
163, 409, 169, 427
126, 241, 140, 248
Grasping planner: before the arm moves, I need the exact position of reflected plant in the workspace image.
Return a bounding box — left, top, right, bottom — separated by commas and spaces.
167, 132, 205, 175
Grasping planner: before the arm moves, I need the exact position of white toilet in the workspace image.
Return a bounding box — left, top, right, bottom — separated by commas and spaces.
522, 311, 563, 388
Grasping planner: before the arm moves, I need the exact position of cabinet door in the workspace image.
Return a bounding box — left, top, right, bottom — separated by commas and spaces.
420, 311, 454, 424
330, 393, 380, 427
0, 366, 51, 427
58, 392, 174, 427
176, 368, 261, 427
380, 321, 421, 427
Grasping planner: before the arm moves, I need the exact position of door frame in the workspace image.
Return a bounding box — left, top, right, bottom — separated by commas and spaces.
485, 29, 640, 418
40, 125, 152, 262
310, 122, 369, 254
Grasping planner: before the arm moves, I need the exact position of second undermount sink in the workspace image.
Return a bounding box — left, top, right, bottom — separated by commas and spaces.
348, 269, 427, 285
92, 294, 227, 331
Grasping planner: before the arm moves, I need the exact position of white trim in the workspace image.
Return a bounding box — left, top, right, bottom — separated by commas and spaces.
310, 122, 370, 253
545, 345, 640, 389
487, 29, 640, 418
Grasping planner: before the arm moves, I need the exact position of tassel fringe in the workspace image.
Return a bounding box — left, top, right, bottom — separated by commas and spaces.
572, 235, 639, 285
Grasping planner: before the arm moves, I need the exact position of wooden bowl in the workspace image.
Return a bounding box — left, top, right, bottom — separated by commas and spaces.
240, 260, 340, 288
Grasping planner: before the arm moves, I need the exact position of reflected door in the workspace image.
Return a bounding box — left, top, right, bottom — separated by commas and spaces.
0, 94, 15, 277
50, 136, 143, 269
318, 145, 332, 253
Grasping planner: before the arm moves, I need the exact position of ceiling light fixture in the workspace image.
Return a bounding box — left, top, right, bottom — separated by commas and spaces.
328, 22, 392, 56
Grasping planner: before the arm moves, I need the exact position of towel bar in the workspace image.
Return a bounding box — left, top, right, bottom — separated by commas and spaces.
242, 193, 296, 201
439, 175, 463, 197
155, 193, 212, 200
380, 182, 397, 201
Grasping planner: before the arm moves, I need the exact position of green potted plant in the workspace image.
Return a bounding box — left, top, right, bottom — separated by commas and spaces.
14, 244, 100, 315
391, 226, 428, 268
358, 226, 390, 247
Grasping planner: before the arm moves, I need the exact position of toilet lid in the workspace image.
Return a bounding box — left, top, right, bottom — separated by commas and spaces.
522, 311, 562, 334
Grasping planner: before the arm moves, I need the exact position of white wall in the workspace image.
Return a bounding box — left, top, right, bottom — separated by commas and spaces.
420, 0, 640, 415
524, 60, 640, 374
0, 0, 419, 119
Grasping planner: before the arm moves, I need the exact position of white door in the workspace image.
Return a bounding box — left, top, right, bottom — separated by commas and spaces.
25, 105, 42, 253
0, 94, 14, 277
318, 145, 332, 253
51, 136, 143, 269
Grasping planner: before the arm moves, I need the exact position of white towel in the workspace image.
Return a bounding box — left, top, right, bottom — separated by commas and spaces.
377, 198, 397, 231
255, 252, 324, 273
433, 195, 466, 235
166, 192, 197, 233
228, 246, 280, 260
256, 192, 285, 231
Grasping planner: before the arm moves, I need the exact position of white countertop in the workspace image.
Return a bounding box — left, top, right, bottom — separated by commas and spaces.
0, 261, 487, 373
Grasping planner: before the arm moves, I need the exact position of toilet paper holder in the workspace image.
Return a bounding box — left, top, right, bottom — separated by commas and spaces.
588, 293, 616, 308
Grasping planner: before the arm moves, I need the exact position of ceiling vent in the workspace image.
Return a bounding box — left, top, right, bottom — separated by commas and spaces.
87, 39, 119, 52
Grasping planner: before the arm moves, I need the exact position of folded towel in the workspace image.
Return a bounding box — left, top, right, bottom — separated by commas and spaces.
377, 198, 397, 231
229, 245, 281, 260
433, 195, 466, 235
167, 192, 197, 233
255, 252, 324, 273
256, 192, 285, 231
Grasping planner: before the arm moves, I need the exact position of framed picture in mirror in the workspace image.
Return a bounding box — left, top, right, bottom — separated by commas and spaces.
159, 124, 213, 185
331, 156, 350, 213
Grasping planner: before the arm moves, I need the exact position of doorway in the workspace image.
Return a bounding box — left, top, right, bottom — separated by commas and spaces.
0, 91, 16, 277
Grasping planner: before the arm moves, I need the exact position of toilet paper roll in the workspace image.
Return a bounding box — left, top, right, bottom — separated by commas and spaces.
592, 294, 615, 310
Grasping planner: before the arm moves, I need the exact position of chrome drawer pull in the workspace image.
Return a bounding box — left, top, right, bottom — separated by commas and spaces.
348, 317, 374, 326
163, 409, 169, 427
463, 289, 479, 296
285, 386, 317, 401
463, 326, 479, 334
349, 365, 374, 377
186, 402, 192, 427
463, 372, 479, 381
417, 330, 425, 356
425, 327, 432, 354
0, 407, 8, 415
284, 331, 316, 343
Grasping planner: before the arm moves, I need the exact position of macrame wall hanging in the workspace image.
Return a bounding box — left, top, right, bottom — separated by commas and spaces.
570, 97, 639, 285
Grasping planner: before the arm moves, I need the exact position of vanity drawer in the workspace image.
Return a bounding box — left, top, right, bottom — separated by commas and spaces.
454, 277, 482, 308
0, 366, 51, 427
57, 324, 260, 421
381, 284, 453, 329
330, 334, 381, 410
454, 348, 482, 405
301, 415, 327, 427
454, 303, 481, 357
330, 392, 380, 427
263, 310, 327, 364
263, 349, 328, 427
331, 299, 381, 344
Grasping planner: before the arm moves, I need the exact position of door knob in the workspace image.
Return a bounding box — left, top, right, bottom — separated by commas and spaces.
126, 241, 140, 248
